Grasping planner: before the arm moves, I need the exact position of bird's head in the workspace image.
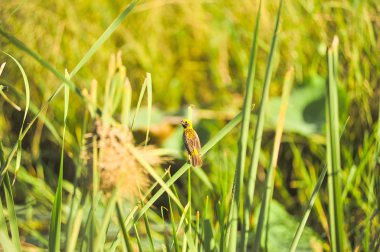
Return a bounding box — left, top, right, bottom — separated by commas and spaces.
181, 119, 192, 129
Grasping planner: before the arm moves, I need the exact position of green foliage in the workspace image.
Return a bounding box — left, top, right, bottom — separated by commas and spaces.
265, 74, 348, 136
253, 66, 293, 252
228, 0, 262, 250
49, 71, 69, 252
0, 0, 379, 251
256, 201, 321, 251
325, 37, 345, 251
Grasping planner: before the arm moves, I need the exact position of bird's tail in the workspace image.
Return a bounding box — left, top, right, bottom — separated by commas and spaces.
191, 153, 203, 167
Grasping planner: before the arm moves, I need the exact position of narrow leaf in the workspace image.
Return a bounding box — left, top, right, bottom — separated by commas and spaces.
48, 71, 70, 252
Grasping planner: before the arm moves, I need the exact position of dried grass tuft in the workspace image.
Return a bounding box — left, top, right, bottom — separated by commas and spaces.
82, 119, 167, 200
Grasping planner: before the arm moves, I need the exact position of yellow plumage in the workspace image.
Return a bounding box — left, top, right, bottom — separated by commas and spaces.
181, 119, 202, 167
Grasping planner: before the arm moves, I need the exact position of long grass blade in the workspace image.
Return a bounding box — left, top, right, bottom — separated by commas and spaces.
168, 197, 180, 252
237, 0, 282, 250
176, 202, 196, 252
0, 196, 17, 252
116, 202, 133, 252
5, 84, 62, 143
134, 224, 143, 252
252, 66, 293, 251
48, 70, 70, 252
94, 188, 119, 252
195, 211, 200, 251
0, 76, 65, 182
374, 102, 380, 251
102, 54, 118, 121
0, 89, 21, 111
226, 0, 262, 249
80, 193, 101, 252
65, 103, 89, 252
375, 102, 380, 210
2, 174, 21, 252
289, 166, 327, 251
325, 36, 345, 251
145, 73, 152, 145
185, 228, 197, 252
90, 137, 100, 251
0, 144, 11, 251
143, 213, 155, 251
176, 203, 191, 239
188, 157, 192, 238
65, 202, 84, 252
1, 52, 30, 184
122, 78, 132, 127
130, 75, 147, 129
0, 81, 22, 251
0, 143, 21, 252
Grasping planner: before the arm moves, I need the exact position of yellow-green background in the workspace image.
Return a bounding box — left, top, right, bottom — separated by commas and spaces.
0, 0, 379, 250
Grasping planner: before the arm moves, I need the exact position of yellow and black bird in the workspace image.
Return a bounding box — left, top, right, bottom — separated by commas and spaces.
181, 119, 202, 167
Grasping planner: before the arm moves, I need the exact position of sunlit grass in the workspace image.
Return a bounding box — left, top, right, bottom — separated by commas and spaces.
0, 0, 379, 251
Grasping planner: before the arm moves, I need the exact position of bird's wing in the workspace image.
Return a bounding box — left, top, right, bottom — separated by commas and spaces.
193, 131, 201, 153
183, 132, 194, 154
183, 130, 201, 154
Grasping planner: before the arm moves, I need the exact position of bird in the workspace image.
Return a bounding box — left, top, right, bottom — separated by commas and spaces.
181, 119, 203, 167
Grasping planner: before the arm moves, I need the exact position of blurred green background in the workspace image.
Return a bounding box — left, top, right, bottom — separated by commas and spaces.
0, 0, 379, 251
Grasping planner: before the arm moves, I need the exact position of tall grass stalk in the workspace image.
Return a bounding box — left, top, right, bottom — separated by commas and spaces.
0, 183, 18, 252
252, 67, 293, 251
225, 0, 262, 250
289, 166, 327, 251
2, 174, 21, 252
116, 203, 133, 252
187, 105, 193, 247
241, 0, 283, 250
0, 211, 16, 251
374, 101, 380, 208
48, 70, 70, 252
131, 74, 148, 129
239, 1, 263, 248
145, 73, 152, 146
326, 36, 345, 251
188, 158, 192, 236
168, 197, 180, 252
65, 83, 92, 252
290, 115, 349, 251
143, 212, 155, 251
195, 211, 200, 251
374, 102, 380, 251
134, 224, 143, 252
65, 200, 84, 252
94, 188, 119, 252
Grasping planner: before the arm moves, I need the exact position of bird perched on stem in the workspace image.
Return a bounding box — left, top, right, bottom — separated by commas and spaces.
181, 119, 202, 167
